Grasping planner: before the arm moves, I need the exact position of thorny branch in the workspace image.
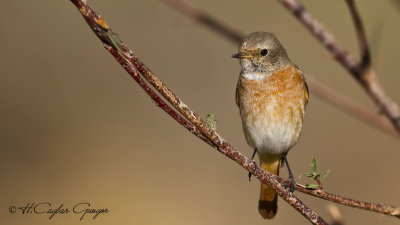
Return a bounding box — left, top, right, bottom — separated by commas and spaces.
69, 0, 400, 223
160, 0, 399, 138
279, 0, 400, 132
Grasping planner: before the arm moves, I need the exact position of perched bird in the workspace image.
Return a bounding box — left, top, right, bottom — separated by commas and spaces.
233, 32, 308, 219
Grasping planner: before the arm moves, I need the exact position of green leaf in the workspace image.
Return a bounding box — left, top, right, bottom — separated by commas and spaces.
299, 172, 312, 179
304, 184, 320, 189
311, 156, 317, 173
305, 173, 315, 178
321, 170, 330, 181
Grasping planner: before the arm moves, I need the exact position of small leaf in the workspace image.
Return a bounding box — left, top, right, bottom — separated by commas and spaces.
299, 172, 312, 179
304, 184, 320, 189
311, 156, 317, 173
305, 173, 315, 178
321, 170, 330, 181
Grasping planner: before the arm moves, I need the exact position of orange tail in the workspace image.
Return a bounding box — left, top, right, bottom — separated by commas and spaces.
258, 154, 281, 219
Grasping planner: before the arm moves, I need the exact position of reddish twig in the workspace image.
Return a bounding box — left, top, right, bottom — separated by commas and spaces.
160, 0, 399, 138
316, 177, 324, 190
69, 1, 328, 224
279, 0, 400, 132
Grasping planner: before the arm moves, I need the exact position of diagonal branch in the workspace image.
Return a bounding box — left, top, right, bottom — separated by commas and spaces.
278, 0, 400, 132
69, 1, 328, 224
345, 0, 370, 71
306, 76, 398, 138
161, 0, 243, 43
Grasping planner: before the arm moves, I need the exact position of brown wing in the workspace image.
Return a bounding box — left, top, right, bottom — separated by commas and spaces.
295, 66, 309, 104
235, 79, 241, 107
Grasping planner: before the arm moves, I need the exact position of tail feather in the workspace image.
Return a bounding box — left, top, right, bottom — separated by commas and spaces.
259, 193, 278, 219
258, 154, 281, 219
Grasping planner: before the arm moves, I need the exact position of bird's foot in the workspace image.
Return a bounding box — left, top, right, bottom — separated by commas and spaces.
248, 160, 258, 181
248, 148, 258, 181
283, 175, 296, 192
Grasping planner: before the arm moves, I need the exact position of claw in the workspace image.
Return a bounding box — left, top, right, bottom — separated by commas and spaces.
282, 152, 296, 192
288, 176, 296, 192
248, 148, 258, 181
248, 160, 258, 181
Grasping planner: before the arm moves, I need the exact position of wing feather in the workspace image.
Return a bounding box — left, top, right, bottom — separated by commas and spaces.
295, 66, 309, 104
235, 79, 241, 107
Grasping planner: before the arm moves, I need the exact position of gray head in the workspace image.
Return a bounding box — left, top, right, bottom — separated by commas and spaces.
232, 32, 292, 75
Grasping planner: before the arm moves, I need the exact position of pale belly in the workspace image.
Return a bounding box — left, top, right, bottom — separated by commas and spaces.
240, 105, 302, 156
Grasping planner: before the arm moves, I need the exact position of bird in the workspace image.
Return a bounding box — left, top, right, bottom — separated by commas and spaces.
233, 31, 309, 219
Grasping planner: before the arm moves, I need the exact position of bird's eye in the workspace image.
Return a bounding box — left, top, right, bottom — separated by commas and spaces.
260, 49, 268, 56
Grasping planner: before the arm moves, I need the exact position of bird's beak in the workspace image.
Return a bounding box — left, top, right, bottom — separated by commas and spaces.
232, 52, 250, 59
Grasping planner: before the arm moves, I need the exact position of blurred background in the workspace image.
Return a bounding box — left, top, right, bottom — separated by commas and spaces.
1, 0, 399, 225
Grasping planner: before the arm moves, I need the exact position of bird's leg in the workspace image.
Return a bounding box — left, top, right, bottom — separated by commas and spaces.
248, 148, 258, 181
282, 152, 296, 192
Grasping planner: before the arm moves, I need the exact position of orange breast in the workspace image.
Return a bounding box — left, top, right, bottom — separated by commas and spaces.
237, 65, 308, 156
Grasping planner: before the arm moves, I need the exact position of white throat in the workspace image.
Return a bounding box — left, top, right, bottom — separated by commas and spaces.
241, 73, 266, 80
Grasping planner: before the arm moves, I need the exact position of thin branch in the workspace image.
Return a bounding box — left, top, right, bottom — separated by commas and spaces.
160, 0, 399, 138
299, 186, 400, 218
161, 0, 243, 43
280, 0, 358, 74
275, 176, 400, 218
69, 1, 328, 224
345, 0, 370, 71
306, 75, 398, 138
278, 0, 400, 132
